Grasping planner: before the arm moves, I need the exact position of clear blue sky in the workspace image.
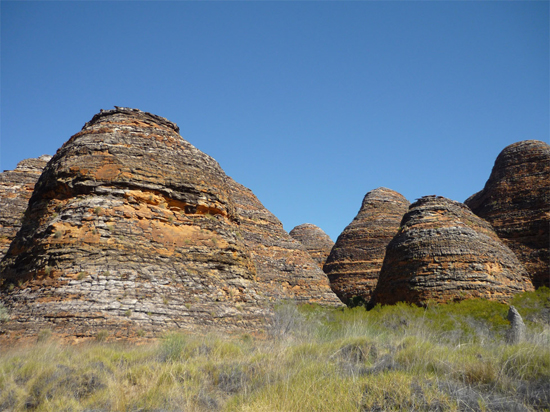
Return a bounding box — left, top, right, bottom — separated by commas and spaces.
1, 1, 548, 241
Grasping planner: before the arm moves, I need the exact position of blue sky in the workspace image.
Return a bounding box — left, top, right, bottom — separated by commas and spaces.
1, 1, 548, 241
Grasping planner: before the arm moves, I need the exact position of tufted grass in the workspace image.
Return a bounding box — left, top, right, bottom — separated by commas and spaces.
0, 288, 548, 411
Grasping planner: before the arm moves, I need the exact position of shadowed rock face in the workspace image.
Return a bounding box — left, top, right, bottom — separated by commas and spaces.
0, 156, 51, 260
371, 196, 534, 306
465, 140, 550, 288
0, 108, 341, 339
289, 223, 334, 269
323, 188, 409, 305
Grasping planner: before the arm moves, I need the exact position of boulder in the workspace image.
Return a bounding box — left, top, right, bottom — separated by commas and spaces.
289, 223, 334, 269
323, 188, 409, 305
506, 306, 526, 344
0, 155, 51, 260
465, 140, 550, 288
0, 107, 340, 340
371, 196, 534, 306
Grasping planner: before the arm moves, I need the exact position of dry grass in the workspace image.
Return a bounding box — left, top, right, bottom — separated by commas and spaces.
0, 288, 548, 411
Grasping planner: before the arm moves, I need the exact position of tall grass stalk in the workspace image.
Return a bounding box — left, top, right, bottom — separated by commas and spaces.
0, 288, 548, 411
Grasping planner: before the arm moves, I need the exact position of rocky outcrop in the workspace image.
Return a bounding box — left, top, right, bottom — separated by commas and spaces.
0, 156, 51, 261
289, 223, 334, 269
227, 179, 342, 306
0, 107, 340, 340
465, 140, 550, 288
323, 188, 409, 305
371, 196, 534, 306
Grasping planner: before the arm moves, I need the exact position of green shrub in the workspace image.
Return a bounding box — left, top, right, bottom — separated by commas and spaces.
0, 303, 9, 323
512, 286, 550, 325
0, 292, 548, 411
36, 329, 52, 343
96, 330, 109, 342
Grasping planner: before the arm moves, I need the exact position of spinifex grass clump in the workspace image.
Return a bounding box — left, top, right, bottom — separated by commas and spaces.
0, 288, 548, 411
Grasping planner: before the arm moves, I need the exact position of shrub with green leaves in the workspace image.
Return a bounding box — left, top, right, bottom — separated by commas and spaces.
0, 291, 548, 411
0, 303, 9, 323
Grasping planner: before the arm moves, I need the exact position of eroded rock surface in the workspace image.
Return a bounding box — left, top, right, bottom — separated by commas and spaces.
465, 140, 550, 288
0, 107, 340, 340
323, 188, 409, 305
371, 196, 534, 306
289, 223, 334, 269
228, 180, 342, 307
0, 156, 51, 260
506, 306, 526, 344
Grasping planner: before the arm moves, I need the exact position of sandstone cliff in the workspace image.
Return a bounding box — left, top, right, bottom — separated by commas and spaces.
371, 196, 534, 306
289, 223, 334, 269
323, 188, 409, 305
0, 108, 340, 340
0, 156, 51, 261
465, 140, 550, 288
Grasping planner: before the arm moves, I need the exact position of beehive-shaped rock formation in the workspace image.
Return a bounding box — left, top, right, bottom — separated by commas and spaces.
323, 188, 409, 305
0, 108, 340, 339
229, 183, 342, 305
289, 223, 334, 269
0, 156, 51, 260
465, 140, 550, 288
371, 196, 534, 306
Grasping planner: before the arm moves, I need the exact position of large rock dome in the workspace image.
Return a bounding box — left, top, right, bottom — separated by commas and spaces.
289, 223, 334, 269
0, 107, 341, 340
323, 188, 409, 305
0, 155, 51, 260
371, 196, 534, 306
465, 140, 550, 288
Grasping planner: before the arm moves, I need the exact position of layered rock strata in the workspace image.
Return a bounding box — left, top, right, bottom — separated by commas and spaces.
0, 107, 340, 339
323, 188, 409, 305
228, 181, 342, 306
289, 223, 334, 269
465, 140, 550, 288
0, 156, 51, 260
371, 196, 534, 306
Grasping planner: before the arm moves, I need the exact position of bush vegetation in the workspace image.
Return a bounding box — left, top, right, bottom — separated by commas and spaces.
0, 288, 548, 411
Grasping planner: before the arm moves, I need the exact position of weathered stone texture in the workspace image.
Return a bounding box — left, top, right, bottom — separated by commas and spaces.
465, 140, 550, 288
371, 196, 534, 306
0, 155, 51, 260
323, 188, 409, 305
228, 180, 342, 307
289, 223, 334, 269
0, 107, 340, 340
506, 306, 526, 344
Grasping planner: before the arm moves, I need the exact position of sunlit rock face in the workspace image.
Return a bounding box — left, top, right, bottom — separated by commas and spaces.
371, 196, 534, 307
323, 188, 409, 305
0, 155, 51, 261
289, 223, 334, 269
228, 182, 342, 307
465, 140, 550, 289
0, 107, 341, 340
